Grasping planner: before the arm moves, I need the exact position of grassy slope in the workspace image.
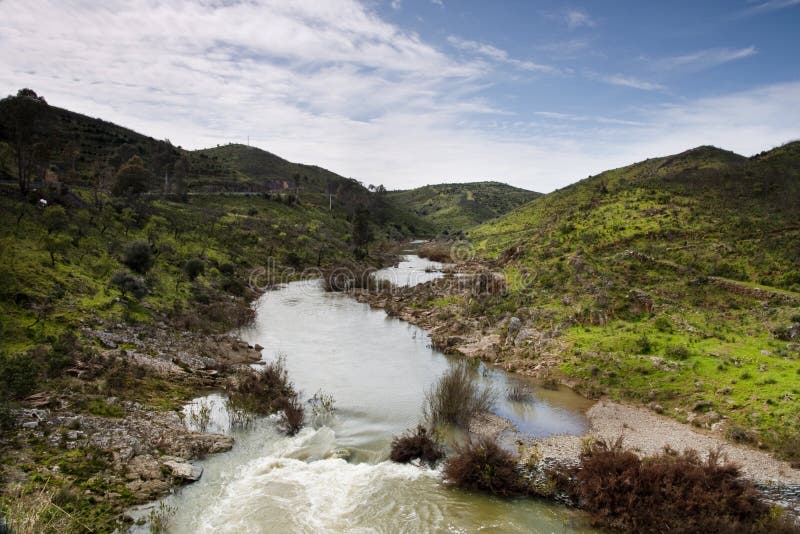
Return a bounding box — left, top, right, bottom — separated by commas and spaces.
0, 189, 365, 356
468, 143, 800, 457
386, 181, 540, 234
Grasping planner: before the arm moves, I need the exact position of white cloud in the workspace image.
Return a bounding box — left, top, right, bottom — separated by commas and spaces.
596, 74, 664, 91
391, 0, 402, 10
431, 0, 444, 6
447, 36, 556, 73
656, 46, 757, 71
737, 0, 800, 16
0, 0, 797, 195
565, 9, 595, 29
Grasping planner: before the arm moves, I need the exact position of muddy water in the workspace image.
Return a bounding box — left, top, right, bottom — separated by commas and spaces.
158, 260, 595, 533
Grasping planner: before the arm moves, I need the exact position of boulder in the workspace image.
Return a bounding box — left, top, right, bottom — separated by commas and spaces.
163, 459, 203, 481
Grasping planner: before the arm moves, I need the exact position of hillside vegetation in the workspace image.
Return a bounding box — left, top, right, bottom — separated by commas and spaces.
0, 90, 433, 237
379, 143, 800, 461
0, 90, 427, 530
387, 181, 539, 234
466, 143, 800, 457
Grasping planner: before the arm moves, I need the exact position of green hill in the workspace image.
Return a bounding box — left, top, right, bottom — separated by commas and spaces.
0, 90, 433, 237
386, 181, 540, 234
0, 89, 442, 363
462, 142, 800, 457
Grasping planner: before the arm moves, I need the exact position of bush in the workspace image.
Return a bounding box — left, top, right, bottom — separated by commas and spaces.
0, 352, 40, 399
275, 395, 305, 436
654, 315, 673, 332
423, 363, 495, 429
390, 426, 443, 465
183, 258, 205, 281
635, 333, 652, 354
122, 240, 154, 274
563, 437, 793, 533
443, 436, 522, 496
110, 269, 148, 299
665, 344, 690, 360
505, 384, 531, 402
418, 241, 452, 262
225, 356, 295, 415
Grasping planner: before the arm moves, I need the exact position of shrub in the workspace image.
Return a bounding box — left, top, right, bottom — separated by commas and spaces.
47, 332, 81, 377
443, 436, 522, 496
0, 400, 15, 432
275, 394, 305, 436
417, 241, 452, 262
635, 333, 652, 354
85, 399, 125, 418
654, 315, 673, 332
183, 258, 205, 281
110, 269, 148, 299
390, 425, 443, 465
0, 352, 40, 399
308, 390, 336, 419
506, 383, 531, 402
563, 437, 793, 533
225, 356, 295, 415
665, 344, 690, 360
423, 363, 495, 429
122, 239, 154, 274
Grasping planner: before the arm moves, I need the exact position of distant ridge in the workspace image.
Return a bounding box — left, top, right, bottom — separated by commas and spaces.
386, 181, 540, 234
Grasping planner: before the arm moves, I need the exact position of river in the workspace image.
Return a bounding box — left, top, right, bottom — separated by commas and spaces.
150, 254, 595, 533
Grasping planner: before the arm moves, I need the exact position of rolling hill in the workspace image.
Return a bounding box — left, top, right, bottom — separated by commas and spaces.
386, 181, 540, 234
392, 142, 800, 460
0, 90, 433, 237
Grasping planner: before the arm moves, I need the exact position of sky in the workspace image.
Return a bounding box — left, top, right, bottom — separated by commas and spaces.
1, 0, 799, 192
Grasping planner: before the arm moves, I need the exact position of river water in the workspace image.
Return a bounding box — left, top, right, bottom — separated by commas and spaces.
155, 255, 595, 533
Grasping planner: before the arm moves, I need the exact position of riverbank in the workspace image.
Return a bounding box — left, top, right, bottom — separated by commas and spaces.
0, 321, 263, 531
351, 265, 800, 510
527, 400, 800, 485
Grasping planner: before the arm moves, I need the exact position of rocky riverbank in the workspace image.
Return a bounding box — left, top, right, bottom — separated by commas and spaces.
353, 267, 800, 515
1, 321, 264, 530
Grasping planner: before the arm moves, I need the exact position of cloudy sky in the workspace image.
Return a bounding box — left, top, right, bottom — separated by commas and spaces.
1, 0, 799, 192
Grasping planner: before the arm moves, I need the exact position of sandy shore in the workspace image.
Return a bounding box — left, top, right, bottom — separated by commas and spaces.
528, 400, 800, 485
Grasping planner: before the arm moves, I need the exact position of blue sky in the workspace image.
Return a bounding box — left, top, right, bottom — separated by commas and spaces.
1, 0, 799, 191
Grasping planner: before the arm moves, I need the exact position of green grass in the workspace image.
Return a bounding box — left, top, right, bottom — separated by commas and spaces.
387, 181, 540, 234
455, 142, 800, 458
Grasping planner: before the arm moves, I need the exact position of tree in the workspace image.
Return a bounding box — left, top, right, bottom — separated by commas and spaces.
183, 258, 205, 281
110, 270, 148, 299
43, 233, 71, 266
2, 88, 49, 193
112, 155, 152, 197
170, 155, 190, 201
352, 208, 371, 258
42, 205, 68, 234
122, 240, 154, 274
